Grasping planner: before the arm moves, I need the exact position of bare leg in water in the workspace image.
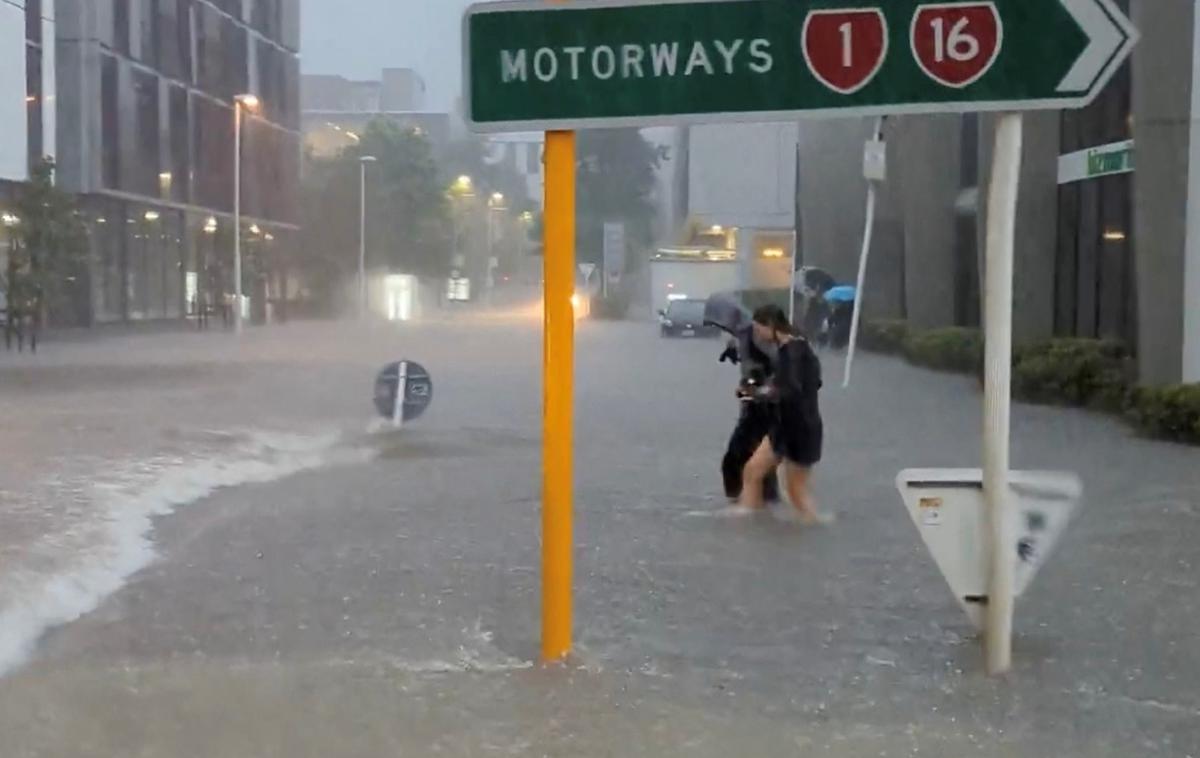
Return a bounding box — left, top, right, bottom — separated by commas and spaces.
739, 439, 778, 510
782, 462, 823, 524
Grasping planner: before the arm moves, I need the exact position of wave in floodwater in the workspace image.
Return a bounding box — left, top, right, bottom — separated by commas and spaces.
0, 429, 373, 678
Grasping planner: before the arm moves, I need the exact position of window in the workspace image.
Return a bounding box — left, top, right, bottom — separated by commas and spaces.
158, 0, 183, 79
25, 46, 43, 169
222, 15, 248, 99
282, 53, 299, 129
25, 0, 42, 43
195, 4, 222, 94
251, 0, 280, 39
133, 68, 161, 196
280, 0, 300, 52
101, 55, 121, 188
114, 0, 131, 55
178, 0, 194, 83
138, 0, 160, 68
89, 197, 127, 322
169, 85, 189, 202
193, 94, 233, 213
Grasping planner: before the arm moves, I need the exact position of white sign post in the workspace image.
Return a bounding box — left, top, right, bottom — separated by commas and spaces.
392, 360, 409, 429
842, 117, 887, 388
981, 113, 1023, 674
602, 222, 625, 299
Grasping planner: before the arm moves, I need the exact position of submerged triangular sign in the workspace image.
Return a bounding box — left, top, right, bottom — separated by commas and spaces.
896, 469, 1082, 629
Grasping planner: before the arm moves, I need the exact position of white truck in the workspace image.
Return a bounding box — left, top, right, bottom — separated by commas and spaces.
649, 247, 740, 314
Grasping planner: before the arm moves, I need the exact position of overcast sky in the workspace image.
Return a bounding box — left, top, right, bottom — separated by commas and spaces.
300, 0, 474, 112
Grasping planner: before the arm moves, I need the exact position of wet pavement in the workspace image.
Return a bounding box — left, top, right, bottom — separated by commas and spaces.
0, 314, 1197, 756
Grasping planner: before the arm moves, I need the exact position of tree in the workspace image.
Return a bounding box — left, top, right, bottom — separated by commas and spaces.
575, 129, 668, 266
296, 120, 452, 311
441, 137, 536, 215
2, 159, 88, 351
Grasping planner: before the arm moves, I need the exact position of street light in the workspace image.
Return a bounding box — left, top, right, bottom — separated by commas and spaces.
452, 175, 474, 196
203, 216, 218, 234
359, 155, 378, 319
232, 92, 260, 333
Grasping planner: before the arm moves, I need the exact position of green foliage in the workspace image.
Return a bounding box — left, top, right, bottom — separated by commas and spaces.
441, 137, 535, 215
903, 327, 984, 373
298, 120, 452, 299
859, 319, 1199, 447
1012, 339, 1131, 411
1127, 384, 1200, 445
575, 129, 667, 264
2, 159, 88, 323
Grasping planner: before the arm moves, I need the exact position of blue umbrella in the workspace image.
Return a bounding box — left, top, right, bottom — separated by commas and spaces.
824, 285, 857, 304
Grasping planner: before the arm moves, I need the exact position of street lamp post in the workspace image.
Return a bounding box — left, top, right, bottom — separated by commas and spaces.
448, 175, 474, 287
486, 192, 506, 304
359, 155, 377, 319
232, 93, 260, 334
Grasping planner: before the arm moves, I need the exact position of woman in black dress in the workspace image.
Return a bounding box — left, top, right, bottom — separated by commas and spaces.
738, 305, 827, 523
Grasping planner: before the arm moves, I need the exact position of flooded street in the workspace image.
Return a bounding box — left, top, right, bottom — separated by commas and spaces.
0, 316, 1196, 756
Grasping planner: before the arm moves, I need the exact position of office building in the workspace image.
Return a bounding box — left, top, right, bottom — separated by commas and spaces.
302, 68, 450, 158
797, 0, 1197, 385
52, 0, 301, 324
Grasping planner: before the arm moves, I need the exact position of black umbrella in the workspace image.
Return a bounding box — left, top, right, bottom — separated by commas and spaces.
703, 292, 751, 335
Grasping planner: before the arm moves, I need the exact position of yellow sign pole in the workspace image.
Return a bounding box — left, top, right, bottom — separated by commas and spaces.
542, 129, 575, 662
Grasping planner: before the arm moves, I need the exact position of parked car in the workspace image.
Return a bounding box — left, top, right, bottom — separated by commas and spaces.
659, 298, 719, 338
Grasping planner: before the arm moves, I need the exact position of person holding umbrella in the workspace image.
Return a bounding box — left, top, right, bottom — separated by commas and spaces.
738, 304, 829, 524
704, 294, 780, 503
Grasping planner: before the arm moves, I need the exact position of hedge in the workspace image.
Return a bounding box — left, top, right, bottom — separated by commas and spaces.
904, 327, 984, 374
1012, 338, 1131, 412
1127, 384, 1200, 445
860, 319, 1198, 446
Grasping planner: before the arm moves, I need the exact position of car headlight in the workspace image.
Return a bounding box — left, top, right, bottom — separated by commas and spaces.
662, 320, 673, 327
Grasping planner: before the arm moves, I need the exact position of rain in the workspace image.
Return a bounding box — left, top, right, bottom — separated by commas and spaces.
0, 1, 1197, 756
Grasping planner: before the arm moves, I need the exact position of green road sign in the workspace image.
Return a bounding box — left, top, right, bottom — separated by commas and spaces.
464, 0, 1137, 132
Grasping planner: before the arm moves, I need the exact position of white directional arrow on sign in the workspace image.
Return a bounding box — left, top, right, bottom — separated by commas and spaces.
1057, 0, 1138, 93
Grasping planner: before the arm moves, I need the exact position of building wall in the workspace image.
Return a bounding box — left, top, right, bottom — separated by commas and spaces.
1132, 0, 1193, 384
976, 112, 1060, 344
0, 3, 27, 183
893, 115, 962, 331
687, 122, 798, 230
379, 68, 425, 111
797, 118, 904, 320
0, 0, 54, 184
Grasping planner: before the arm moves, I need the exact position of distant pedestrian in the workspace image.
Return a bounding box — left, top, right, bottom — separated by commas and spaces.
738, 305, 828, 523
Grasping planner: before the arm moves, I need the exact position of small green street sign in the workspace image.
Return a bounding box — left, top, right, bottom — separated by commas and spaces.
1086, 143, 1133, 177
464, 0, 1137, 132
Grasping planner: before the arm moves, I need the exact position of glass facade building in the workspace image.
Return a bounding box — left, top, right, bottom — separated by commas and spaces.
55, 0, 300, 325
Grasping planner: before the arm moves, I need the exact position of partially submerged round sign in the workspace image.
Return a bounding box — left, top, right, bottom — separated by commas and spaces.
374, 360, 434, 422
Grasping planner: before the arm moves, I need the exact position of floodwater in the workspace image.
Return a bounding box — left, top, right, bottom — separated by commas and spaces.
0, 312, 1197, 756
